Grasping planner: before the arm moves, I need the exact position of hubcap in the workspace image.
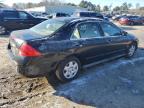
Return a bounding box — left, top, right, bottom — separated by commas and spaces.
0, 26, 5, 34
128, 45, 136, 56
63, 61, 79, 79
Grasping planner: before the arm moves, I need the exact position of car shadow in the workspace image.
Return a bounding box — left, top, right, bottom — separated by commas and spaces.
0, 31, 15, 38
45, 47, 144, 107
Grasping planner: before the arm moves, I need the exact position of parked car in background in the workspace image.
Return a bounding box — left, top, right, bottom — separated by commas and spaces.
140, 16, 144, 24
72, 11, 109, 21
119, 16, 144, 25
104, 14, 112, 19
48, 13, 70, 19
8, 17, 138, 82
112, 15, 127, 21
0, 8, 47, 34
30, 12, 48, 18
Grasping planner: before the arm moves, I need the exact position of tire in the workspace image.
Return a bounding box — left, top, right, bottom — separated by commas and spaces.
56, 57, 81, 82
126, 43, 137, 58
0, 26, 6, 35
129, 22, 134, 26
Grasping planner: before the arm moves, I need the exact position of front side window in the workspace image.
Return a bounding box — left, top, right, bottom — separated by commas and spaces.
30, 19, 65, 36
100, 22, 121, 36
78, 22, 101, 39
19, 11, 28, 19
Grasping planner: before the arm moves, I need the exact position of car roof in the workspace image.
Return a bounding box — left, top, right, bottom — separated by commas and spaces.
53, 17, 103, 23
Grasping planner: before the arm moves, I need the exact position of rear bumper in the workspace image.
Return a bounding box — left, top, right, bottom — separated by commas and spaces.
7, 44, 57, 77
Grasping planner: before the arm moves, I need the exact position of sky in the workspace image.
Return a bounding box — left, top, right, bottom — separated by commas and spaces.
2, 0, 144, 8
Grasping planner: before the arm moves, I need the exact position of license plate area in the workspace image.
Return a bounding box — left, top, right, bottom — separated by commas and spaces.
10, 41, 19, 56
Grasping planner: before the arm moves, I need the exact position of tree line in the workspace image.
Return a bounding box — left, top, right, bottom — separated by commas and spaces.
1, 0, 143, 12
79, 0, 142, 12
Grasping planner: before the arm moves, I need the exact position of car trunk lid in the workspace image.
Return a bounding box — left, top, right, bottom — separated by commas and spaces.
8, 29, 43, 57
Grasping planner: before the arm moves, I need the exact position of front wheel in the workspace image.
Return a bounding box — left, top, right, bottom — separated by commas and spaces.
126, 43, 137, 58
56, 57, 81, 82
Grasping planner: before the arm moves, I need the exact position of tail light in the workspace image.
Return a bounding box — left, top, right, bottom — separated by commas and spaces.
19, 43, 41, 57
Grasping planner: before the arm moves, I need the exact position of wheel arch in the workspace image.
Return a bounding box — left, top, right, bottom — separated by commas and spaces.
64, 54, 84, 65
131, 40, 138, 49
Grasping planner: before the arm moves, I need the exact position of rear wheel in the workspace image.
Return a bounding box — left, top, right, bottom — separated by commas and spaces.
56, 57, 81, 82
0, 26, 6, 35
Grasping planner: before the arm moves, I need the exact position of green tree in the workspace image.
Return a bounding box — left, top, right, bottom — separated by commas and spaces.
113, 6, 121, 11
67, 3, 76, 6
128, 3, 132, 9
79, 0, 97, 11
95, 5, 101, 12
121, 2, 129, 11
79, 0, 87, 8
103, 5, 109, 12
136, 3, 140, 9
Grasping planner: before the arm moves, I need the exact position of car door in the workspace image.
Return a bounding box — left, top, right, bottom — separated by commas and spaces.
2, 10, 21, 30
99, 22, 128, 56
70, 21, 113, 64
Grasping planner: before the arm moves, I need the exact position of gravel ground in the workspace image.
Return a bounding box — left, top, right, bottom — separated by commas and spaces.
0, 24, 144, 108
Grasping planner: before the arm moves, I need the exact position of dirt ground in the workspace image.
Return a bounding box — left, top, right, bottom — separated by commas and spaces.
0, 24, 144, 108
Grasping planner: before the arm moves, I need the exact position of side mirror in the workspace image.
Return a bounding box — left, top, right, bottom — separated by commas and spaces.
121, 31, 128, 36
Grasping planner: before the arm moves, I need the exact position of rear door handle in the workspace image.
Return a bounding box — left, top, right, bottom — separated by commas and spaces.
106, 38, 112, 43
73, 42, 83, 47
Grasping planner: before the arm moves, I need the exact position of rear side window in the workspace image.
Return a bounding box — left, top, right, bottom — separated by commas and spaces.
19, 11, 28, 19
100, 22, 121, 36
78, 22, 101, 39
3, 11, 18, 19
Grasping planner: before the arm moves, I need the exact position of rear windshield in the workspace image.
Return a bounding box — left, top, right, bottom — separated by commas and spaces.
30, 19, 65, 36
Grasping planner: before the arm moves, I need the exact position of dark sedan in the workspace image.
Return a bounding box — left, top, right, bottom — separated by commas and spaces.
8, 17, 138, 82
0, 8, 47, 34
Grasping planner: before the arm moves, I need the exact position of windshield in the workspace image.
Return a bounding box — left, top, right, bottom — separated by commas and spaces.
30, 19, 66, 36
